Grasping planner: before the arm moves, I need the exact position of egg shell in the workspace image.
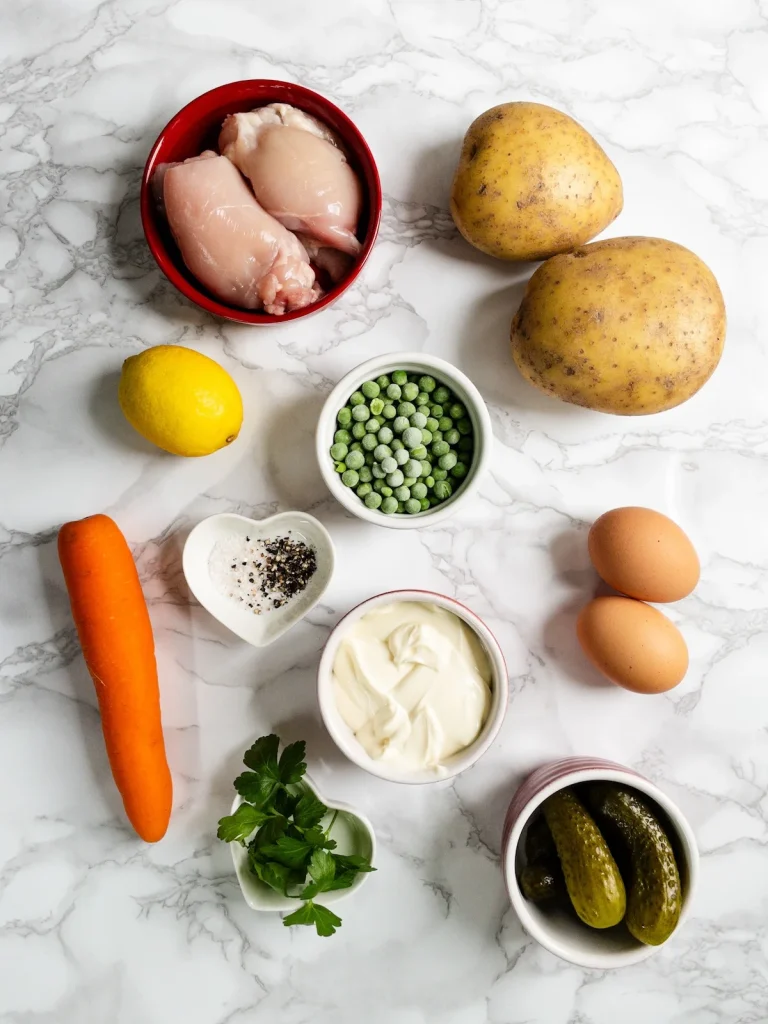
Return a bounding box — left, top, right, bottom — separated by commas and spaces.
576, 596, 689, 694
588, 507, 700, 603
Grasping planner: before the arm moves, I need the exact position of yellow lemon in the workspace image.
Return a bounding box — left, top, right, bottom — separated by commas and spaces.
118, 345, 243, 457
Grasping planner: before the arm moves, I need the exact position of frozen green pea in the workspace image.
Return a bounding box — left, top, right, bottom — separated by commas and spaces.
330, 442, 348, 460
342, 469, 359, 487
416, 391, 430, 406
365, 452, 375, 465
391, 438, 404, 451
458, 417, 472, 435
429, 404, 443, 419
411, 482, 427, 500
361, 380, 380, 399
438, 416, 453, 432
349, 441, 363, 452
386, 383, 402, 400
444, 428, 460, 445
376, 374, 390, 390
425, 475, 435, 488
393, 416, 409, 434
396, 501, 405, 513
449, 403, 465, 420
451, 462, 468, 479
387, 469, 404, 487
381, 497, 398, 514
370, 397, 384, 416
373, 478, 386, 492
349, 391, 366, 406
392, 370, 408, 386
377, 426, 393, 445
394, 485, 410, 501
333, 461, 346, 473
418, 375, 436, 393
405, 498, 421, 514
402, 381, 419, 401
365, 491, 382, 509
410, 411, 427, 429
346, 450, 365, 470
438, 451, 457, 470
381, 456, 398, 474
426, 417, 439, 432
374, 443, 392, 461
420, 429, 433, 445
382, 403, 397, 420
337, 407, 352, 427
431, 430, 443, 443
334, 429, 351, 445
420, 460, 432, 477
433, 479, 453, 501
359, 465, 373, 483
404, 459, 422, 478
381, 486, 393, 498
365, 418, 380, 433
433, 386, 450, 404
371, 464, 386, 479
458, 436, 473, 452
410, 445, 428, 461
403, 476, 417, 487
403, 427, 422, 449
394, 448, 409, 466
397, 401, 416, 418
433, 467, 448, 481
432, 440, 450, 457
356, 482, 372, 498
352, 420, 367, 439
360, 433, 377, 451
420, 498, 430, 511
352, 404, 370, 422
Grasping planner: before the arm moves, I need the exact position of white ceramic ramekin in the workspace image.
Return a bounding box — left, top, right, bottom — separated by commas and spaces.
502, 757, 699, 969
317, 589, 509, 784
316, 353, 492, 529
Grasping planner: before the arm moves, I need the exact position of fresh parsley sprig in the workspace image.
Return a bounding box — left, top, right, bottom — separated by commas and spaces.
217, 734, 375, 937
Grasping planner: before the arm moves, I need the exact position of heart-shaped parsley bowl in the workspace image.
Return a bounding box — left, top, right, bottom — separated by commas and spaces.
230, 777, 376, 912
182, 512, 334, 646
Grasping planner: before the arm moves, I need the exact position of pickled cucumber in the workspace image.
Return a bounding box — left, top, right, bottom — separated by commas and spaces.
519, 815, 564, 903
520, 862, 561, 903
588, 783, 681, 945
542, 788, 626, 928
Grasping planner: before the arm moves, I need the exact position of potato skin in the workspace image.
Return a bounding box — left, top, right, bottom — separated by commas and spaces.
510, 237, 726, 415
450, 102, 623, 262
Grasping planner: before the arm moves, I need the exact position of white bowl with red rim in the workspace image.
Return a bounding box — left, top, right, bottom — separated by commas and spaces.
317, 589, 508, 784
502, 757, 699, 969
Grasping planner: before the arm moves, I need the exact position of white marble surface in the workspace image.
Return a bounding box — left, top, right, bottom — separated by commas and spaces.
1, 1, 767, 1021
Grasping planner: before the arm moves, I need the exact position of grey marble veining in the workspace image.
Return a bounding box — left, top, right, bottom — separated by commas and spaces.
1, 1, 768, 1022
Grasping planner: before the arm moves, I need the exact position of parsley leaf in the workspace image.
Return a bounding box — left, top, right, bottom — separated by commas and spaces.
322, 869, 359, 892
250, 815, 287, 852
294, 792, 328, 830
242, 734, 281, 780
332, 853, 376, 874
251, 858, 295, 896
274, 789, 299, 819
259, 836, 313, 870
233, 771, 278, 810
283, 901, 342, 937
303, 827, 337, 850
216, 804, 270, 843
278, 741, 307, 784
307, 849, 336, 888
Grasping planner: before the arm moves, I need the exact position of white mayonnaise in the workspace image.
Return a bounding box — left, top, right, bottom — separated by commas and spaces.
332, 601, 492, 774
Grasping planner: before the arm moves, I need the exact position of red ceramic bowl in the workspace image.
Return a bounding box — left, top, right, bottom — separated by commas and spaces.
140, 80, 382, 325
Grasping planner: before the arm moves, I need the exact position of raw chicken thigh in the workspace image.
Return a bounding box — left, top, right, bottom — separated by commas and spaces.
219, 104, 363, 257
160, 151, 318, 315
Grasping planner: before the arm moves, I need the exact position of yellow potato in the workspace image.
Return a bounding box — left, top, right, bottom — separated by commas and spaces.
450, 102, 623, 261
510, 237, 726, 415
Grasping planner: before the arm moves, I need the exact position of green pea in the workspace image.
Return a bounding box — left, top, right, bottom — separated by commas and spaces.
352, 404, 370, 422
391, 370, 408, 386
330, 442, 348, 460
418, 375, 436, 393
359, 465, 373, 483
356, 482, 372, 498
394, 448, 409, 466
402, 381, 419, 401
391, 438, 404, 451
432, 440, 450, 457
420, 460, 432, 477
349, 391, 366, 406
438, 451, 457, 470
458, 417, 472, 435
410, 411, 427, 429
393, 416, 409, 434
373, 478, 386, 492
381, 497, 398, 514
381, 486, 393, 498
346, 450, 365, 470
438, 416, 453, 432
333, 461, 346, 473
365, 491, 383, 509
410, 445, 428, 460
444, 428, 460, 445
374, 444, 392, 461
334, 429, 351, 446
397, 501, 405, 513
365, 452, 375, 465
397, 401, 416, 418
381, 456, 398, 474
433, 467, 448, 480
372, 464, 386, 479
402, 427, 422, 449
433, 479, 453, 501
394, 485, 410, 501
416, 391, 430, 406
433, 386, 450, 404
377, 426, 394, 445
449, 403, 465, 420
405, 498, 421, 514
370, 397, 384, 416
411, 482, 427, 500
387, 469, 404, 487
420, 429, 433, 445
362, 380, 380, 399
365, 418, 380, 433
337, 407, 352, 427
458, 436, 473, 452
430, 404, 443, 419
386, 383, 402, 400
425, 475, 435, 488
382, 403, 397, 420
431, 430, 443, 443
403, 476, 417, 487
349, 441, 362, 452
420, 498, 430, 511
376, 374, 390, 390
341, 469, 359, 487
451, 462, 468, 479
426, 417, 439, 432
404, 459, 422, 478
352, 420, 367, 439
362, 433, 378, 451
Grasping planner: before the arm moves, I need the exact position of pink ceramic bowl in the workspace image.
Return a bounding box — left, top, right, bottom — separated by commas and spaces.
502, 757, 698, 969
318, 589, 509, 784
141, 80, 381, 325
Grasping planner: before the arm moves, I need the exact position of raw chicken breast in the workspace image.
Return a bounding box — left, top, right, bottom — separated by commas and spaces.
296, 233, 355, 285
219, 104, 363, 257
160, 151, 318, 315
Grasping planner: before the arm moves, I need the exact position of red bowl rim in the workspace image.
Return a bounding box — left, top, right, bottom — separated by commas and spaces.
140, 79, 383, 325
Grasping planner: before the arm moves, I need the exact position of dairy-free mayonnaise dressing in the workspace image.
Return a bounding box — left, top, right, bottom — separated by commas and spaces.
332, 601, 492, 774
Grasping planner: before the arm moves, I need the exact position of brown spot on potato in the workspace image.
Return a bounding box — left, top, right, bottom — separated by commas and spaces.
478, 183, 487, 196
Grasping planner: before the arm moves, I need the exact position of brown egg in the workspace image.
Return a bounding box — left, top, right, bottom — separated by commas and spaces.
588, 507, 700, 603
577, 596, 689, 693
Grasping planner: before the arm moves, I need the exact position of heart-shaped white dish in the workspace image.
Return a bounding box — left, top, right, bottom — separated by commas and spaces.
182, 512, 334, 647
229, 775, 376, 912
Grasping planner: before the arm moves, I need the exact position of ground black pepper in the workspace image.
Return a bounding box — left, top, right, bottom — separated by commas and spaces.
209, 531, 317, 614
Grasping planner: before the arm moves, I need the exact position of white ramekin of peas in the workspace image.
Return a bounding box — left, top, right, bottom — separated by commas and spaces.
316, 354, 491, 528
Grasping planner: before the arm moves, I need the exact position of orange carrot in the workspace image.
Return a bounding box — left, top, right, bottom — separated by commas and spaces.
58, 514, 172, 842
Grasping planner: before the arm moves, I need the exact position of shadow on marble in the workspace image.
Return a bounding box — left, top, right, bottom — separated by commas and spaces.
263, 392, 327, 510
87, 368, 162, 455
